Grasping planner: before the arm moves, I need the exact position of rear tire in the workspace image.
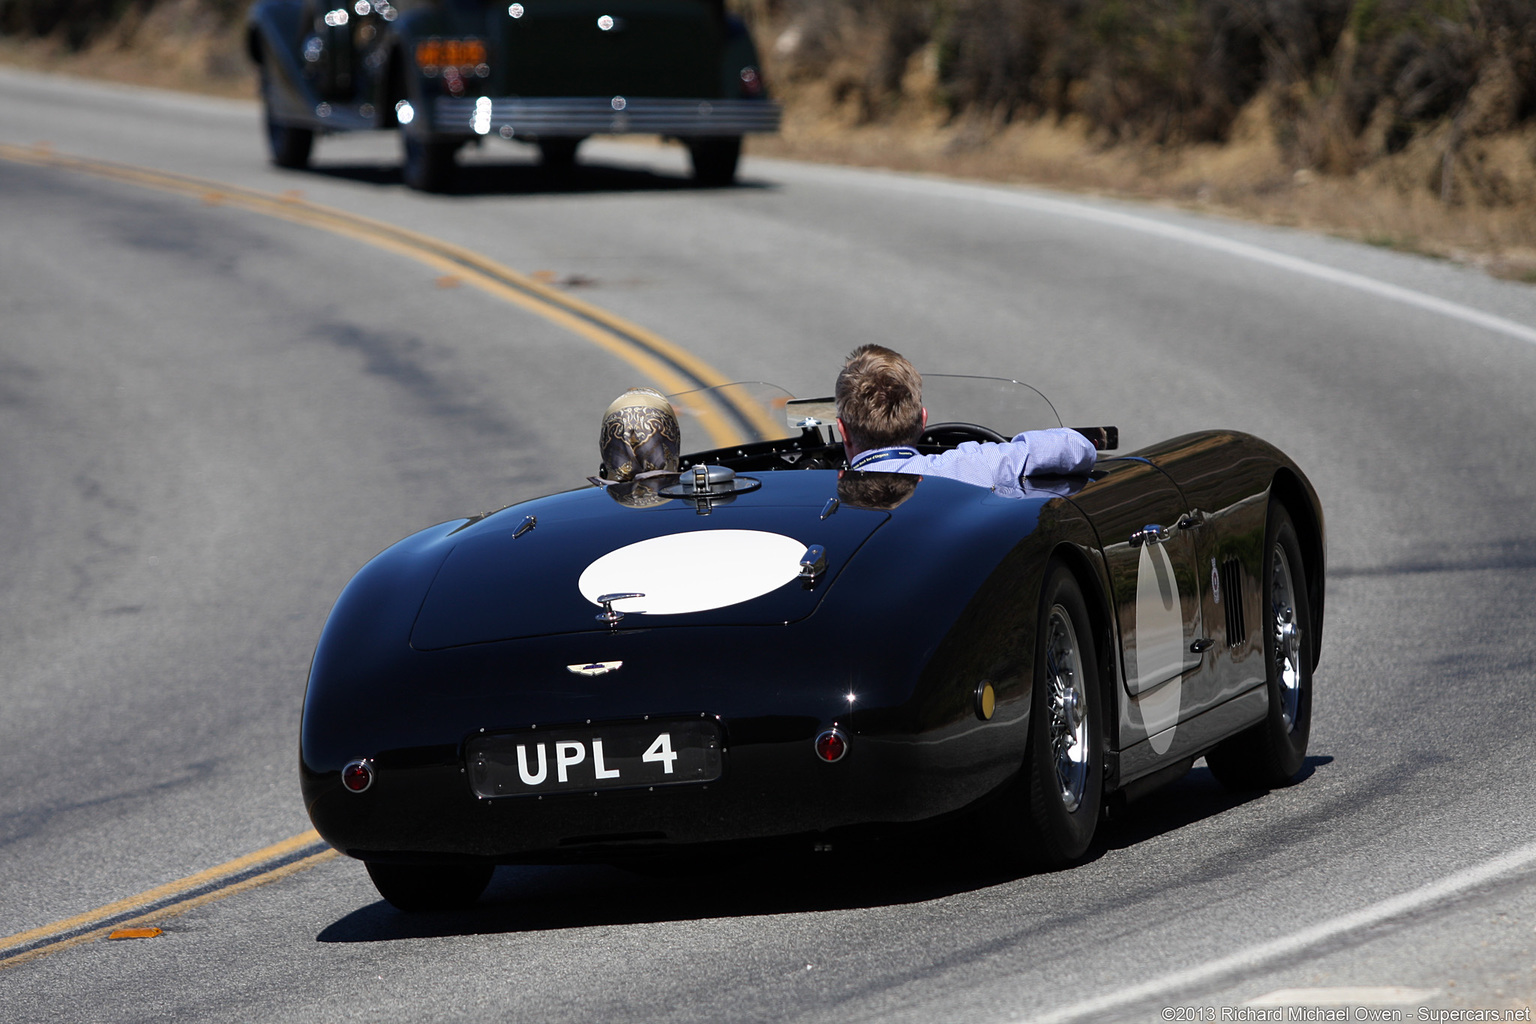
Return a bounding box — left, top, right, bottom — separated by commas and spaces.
538, 137, 583, 172
999, 562, 1103, 869
1206, 502, 1313, 790
365, 861, 493, 912
687, 136, 741, 186
402, 134, 459, 193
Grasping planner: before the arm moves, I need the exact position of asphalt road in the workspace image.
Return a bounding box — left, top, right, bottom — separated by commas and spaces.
3, 67, 1536, 1023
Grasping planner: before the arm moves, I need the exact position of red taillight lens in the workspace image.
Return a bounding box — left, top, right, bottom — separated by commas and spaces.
415, 39, 443, 68
416, 38, 487, 73
814, 729, 847, 763
341, 759, 375, 793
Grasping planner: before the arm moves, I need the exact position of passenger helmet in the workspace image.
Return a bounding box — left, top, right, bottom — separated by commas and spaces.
599, 387, 680, 482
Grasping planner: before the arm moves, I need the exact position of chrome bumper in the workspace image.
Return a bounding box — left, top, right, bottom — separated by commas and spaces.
432, 96, 782, 137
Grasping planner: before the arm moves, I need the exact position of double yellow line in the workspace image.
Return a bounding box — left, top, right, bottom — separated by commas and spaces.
0, 142, 779, 446
0, 831, 335, 968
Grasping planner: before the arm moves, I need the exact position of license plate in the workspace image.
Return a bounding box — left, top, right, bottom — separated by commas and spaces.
466, 718, 721, 798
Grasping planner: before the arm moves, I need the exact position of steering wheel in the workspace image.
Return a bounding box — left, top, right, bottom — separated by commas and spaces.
920, 422, 1008, 447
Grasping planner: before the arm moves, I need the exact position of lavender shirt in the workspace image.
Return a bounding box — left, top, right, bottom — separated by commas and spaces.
853, 428, 1096, 498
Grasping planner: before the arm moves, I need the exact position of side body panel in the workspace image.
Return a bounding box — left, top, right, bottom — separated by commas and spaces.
1086, 432, 1324, 783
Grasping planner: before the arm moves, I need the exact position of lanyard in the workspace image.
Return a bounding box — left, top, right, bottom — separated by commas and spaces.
850, 447, 919, 470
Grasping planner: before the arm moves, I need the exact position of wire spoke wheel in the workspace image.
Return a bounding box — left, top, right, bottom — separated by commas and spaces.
1045, 605, 1089, 813
1206, 500, 1313, 791
1006, 561, 1102, 869
1270, 541, 1302, 730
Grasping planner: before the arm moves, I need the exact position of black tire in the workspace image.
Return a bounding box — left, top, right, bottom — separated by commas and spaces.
365, 861, 493, 912
1002, 562, 1104, 868
402, 134, 459, 193
266, 118, 314, 170
537, 137, 583, 172
259, 54, 312, 169
1206, 502, 1313, 790
687, 136, 741, 186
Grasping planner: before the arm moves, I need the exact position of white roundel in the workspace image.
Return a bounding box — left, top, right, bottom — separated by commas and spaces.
1135, 541, 1185, 754
578, 530, 808, 616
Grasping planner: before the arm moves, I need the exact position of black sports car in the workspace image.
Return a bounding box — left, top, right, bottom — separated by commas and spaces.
301, 377, 1324, 911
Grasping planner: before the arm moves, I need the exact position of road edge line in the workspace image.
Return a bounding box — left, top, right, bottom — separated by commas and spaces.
1018, 839, 1536, 1023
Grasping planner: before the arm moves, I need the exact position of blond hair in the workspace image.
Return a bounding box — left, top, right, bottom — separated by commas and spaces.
835, 344, 924, 451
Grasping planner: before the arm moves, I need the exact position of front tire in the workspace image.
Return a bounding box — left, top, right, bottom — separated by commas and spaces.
1002, 562, 1103, 868
365, 861, 493, 912
1206, 501, 1313, 790
402, 134, 459, 193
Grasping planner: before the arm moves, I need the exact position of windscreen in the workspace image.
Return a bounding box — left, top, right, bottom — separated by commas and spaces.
669, 376, 1065, 450
667, 381, 799, 451
916, 374, 1063, 437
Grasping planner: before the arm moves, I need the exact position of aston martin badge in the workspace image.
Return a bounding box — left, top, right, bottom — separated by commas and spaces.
567, 661, 623, 677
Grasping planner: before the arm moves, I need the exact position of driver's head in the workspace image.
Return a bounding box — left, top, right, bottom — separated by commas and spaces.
599, 387, 680, 482
835, 344, 924, 452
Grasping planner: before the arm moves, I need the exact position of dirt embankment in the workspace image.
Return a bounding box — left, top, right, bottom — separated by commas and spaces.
4, 0, 1535, 281
0, 0, 253, 96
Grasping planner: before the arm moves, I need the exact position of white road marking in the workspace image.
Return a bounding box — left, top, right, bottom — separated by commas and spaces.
1244, 987, 1441, 1007
1016, 839, 1536, 1024
816, 168, 1536, 350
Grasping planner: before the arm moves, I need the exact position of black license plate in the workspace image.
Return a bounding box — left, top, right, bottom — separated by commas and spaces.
466, 718, 721, 798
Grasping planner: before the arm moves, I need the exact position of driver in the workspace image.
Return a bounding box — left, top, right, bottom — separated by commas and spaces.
834, 345, 1096, 496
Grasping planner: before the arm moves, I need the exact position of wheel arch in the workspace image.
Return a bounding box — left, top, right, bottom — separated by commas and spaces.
1269, 468, 1325, 668
246, 0, 304, 66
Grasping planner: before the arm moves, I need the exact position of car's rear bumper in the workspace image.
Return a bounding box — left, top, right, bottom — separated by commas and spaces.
304, 719, 1024, 865
431, 95, 782, 138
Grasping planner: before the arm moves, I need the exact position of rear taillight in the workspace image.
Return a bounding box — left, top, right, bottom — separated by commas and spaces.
341, 759, 375, 793
814, 729, 847, 763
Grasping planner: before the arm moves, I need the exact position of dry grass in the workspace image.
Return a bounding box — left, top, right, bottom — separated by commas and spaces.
752, 67, 1536, 284
0, 0, 254, 99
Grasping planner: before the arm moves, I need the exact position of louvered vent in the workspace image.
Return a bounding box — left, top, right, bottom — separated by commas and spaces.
1221, 558, 1246, 647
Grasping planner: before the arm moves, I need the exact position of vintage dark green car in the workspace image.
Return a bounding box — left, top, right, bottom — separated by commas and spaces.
246, 0, 781, 190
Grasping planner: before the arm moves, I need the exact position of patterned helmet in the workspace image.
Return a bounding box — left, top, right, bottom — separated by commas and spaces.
599, 387, 680, 482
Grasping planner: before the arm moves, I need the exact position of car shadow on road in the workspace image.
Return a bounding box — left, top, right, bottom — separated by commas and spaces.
316, 831, 1018, 943
316, 755, 1334, 943
300, 158, 778, 197
1092, 754, 1335, 855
